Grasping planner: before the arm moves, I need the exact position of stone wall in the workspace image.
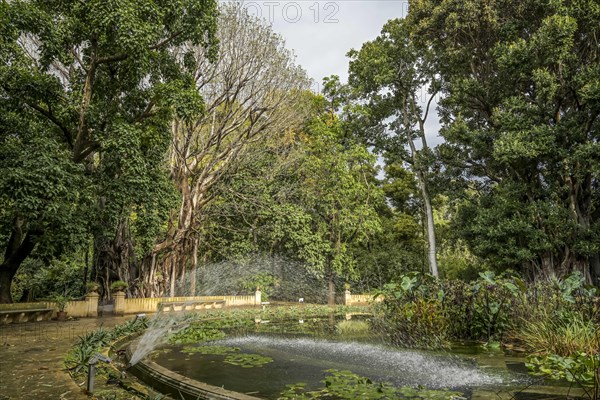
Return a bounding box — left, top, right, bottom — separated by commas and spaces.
117, 295, 257, 316
0, 292, 257, 320
1, 290, 378, 322
343, 290, 383, 305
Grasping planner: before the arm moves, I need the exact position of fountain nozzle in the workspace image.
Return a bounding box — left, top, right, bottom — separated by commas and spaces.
87, 353, 112, 394
89, 353, 112, 364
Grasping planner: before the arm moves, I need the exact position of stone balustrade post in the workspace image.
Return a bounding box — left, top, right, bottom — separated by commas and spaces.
85, 292, 99, 317
113, 291, 125, 316
255, 288, 262, 306
344, 289, 352, 305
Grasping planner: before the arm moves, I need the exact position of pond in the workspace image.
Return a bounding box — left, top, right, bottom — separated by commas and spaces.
146, 315, 581, 399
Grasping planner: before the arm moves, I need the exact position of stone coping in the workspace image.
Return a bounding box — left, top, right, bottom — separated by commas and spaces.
126, 337, 262, 400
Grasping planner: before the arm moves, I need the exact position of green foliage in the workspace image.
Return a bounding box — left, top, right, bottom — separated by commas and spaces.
86, 281, 100, 293
0, 0, 219, 301
373, 270, 598, 351
352, 163, 428, 288
509, 272, 599, 389
292, 111, 384, 281
346, 17, 442, 278
374, 276, 450, 349
169, 325, 226, 345
279, 369, 462, 400
181, 346, 239, 355
408, 0, 600, 280
527, 353, 600, 388
196, 97, 383, 296
52, 294, 70, 312
240, 272, 279, 302
110, 280, 128, 292
518, 310, 599, 356
468, 271, 524, 342
0, 130, 91, 253
11, 255, 88, 301
64, 341, 97, 375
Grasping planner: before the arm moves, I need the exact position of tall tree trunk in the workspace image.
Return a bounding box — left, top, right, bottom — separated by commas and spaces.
406, 141, 438, 277
421, 180, 439, 277
590, 254, 600, 287
328, 273, 336, 306
189, 238, 198, 296
170, 256, 176, 297
403, 99, 439, 277
93, 219, 138, 300
0, 267, 17, 304
0, 220, 39, 303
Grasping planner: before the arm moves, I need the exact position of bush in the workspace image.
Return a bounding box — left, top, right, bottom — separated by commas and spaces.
64, 317, 148, 375
53, 294, 70, 312
373, 273, 451, 349
372, 271, 598, 353
110, 280, 128, 292
509, 273, 600, 391
86, 282, 100, 293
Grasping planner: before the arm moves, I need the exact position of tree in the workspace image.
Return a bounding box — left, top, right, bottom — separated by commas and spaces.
195, 127, 321, 265
408, 0, 600, 283
0, 0, 219, 301
139, 4, 310, 297
347, 18, 441, 276
186, 93, 383, 304
0, 109, 90, 303
352, 162, 426, 289
300, 109, 383, 304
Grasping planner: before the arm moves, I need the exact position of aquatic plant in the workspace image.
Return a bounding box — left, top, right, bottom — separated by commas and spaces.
279, 369, 462, 399
181, 345, 239, 355
169, 326, 226, 344
527, 352, 600, 390
335, 319, 371, 335
224, 353, 273, 368
373, 273, 450, 349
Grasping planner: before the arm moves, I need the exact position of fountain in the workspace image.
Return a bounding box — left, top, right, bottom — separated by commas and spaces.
121, 255, 585, 400
129, 255, 329, 367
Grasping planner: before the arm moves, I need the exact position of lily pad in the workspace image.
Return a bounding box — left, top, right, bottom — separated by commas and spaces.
224, 353, 273, 368
181, 345, 240, 355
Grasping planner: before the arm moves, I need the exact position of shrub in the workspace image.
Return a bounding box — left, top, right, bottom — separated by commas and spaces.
110, 280, 128, 292
240, 272, 279, 301
86, 282, 100, 293
373, 273, 451, 349
468, 271, 524, 342
64, 317, 148, 375
53, 294, 70, 312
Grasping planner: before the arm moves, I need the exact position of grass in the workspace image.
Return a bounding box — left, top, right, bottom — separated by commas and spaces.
516, 310, 599, 356
335, 319, 371, 335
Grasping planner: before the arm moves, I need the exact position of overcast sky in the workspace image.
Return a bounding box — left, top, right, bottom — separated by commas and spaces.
236, 1, 407, 84
229, 0, 443, 146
